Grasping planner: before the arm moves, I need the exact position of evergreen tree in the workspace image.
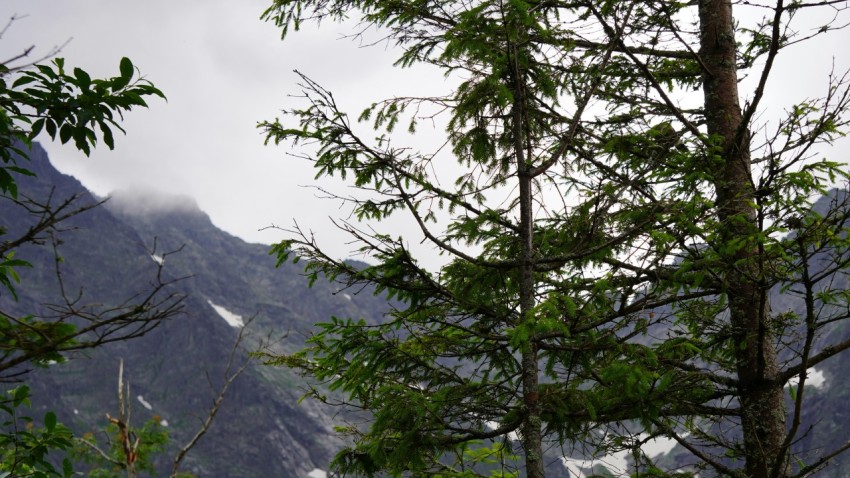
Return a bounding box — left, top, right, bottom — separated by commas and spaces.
261, 1, 850, 476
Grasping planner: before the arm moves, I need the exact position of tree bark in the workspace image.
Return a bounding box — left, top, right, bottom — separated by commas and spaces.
507, 14, 545, 477
518, 167, 544, 478
698, 1, 787, 477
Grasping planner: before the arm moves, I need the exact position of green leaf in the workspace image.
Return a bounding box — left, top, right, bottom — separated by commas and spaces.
44, 411, 56, 432
73, 67, 92, 90
116, 56, 135, 90
36, 64, 57, 78
12, 75, 38, 88
30, 118, 46, 138
44, 118, 57, 139
99, 121, 115, 149
59, 124, 73, 144
13, 384, 30, 406
62, 457, 73, 477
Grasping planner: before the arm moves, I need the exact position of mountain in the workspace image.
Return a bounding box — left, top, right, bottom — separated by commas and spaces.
5, 143, 388, 477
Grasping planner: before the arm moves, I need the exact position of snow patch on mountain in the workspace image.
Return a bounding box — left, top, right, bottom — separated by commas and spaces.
787, 367, 826, 389
561, 433, 685, 477
642, 434, 682, 458
485, 420, 520, 441
137, 395, 153, 411
207, 300, 244, 328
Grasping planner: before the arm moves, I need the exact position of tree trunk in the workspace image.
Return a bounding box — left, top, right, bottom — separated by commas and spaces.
507, 17, 545, 476
698, 1, 787, 477
519, 167, 544, 478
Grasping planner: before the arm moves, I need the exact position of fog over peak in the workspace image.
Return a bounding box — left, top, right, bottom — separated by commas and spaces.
106, 188, 203, 217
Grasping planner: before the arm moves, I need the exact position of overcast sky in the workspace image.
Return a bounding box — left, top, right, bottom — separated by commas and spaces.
1, 1, 849, 266
0, 0, 453, 264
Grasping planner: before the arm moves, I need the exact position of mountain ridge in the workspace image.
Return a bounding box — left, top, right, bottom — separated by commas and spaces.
7, 143, 383, 477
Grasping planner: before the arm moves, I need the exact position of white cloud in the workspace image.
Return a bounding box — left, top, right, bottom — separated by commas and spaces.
108, 188, 201, 217
0, 0, 453, 266
2, 0, 848, 269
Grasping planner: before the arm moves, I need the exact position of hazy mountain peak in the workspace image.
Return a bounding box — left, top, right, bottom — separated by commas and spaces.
106, 188, 204, 217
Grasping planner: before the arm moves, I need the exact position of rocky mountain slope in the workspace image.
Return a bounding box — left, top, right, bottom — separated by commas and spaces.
6, 143, 387, 477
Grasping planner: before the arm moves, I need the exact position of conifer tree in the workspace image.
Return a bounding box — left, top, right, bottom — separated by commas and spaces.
262, 1, 850, 476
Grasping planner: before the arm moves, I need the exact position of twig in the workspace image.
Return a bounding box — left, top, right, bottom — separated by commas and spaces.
170, 316, 257, 477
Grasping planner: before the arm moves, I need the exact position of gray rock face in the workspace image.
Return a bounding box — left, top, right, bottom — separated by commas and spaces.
8, 143, 385, 477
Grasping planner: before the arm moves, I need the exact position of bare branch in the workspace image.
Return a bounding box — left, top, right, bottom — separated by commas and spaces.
170, 316, 259, 477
